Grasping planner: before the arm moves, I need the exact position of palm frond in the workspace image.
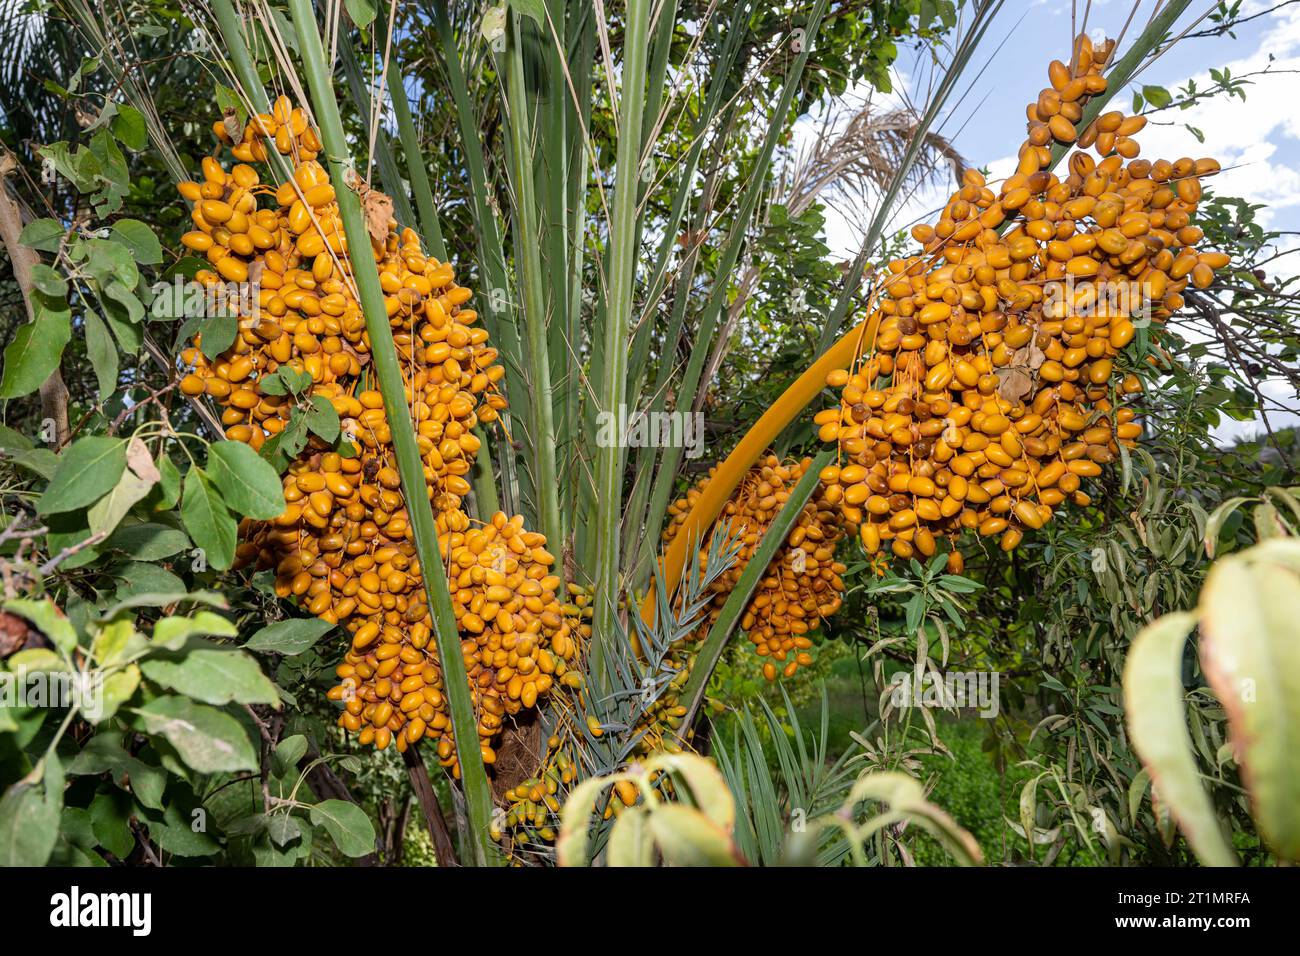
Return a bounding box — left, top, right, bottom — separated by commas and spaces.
715, 685, 862, 866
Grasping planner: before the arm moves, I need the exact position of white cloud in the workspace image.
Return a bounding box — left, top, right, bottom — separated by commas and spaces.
1130, 3, 1300, 233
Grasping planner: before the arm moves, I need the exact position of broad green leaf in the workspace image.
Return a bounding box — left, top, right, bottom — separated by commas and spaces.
0, 755, 63, 866
1199, 543, 1300, 861
257, 366, 311, 396
607, 805, 655, 866
134, 697, 257, 773
141, 798, 221, 857
30, 262, 67, 297
99, 589, 227, 621
207, 441, 285, 519
18, 218, 65, 253
141, 647, 279, 706
244, 617, 334, 656
102, 300, 142, 354
113, 562, 184, 600
152, 611, 238, 649
38, 436, 127, 514
647, 805, 739, 866
90, 791, 135, 859
195, 314, 237, 358
105, 522, 189, 560
266, 813, 303, 848
272, 734, 308, 777
87, 468, 155, 537
343, 0, 376, 28
6, 647, 69, 676
84, 236, 138, 287
309, 799, 376, 857
110, 218, 162, 265
0, 304, 71, 399
109, 104, 148, 151
1124, 611, 1237, 866
258, 413, 309, 472
0, 423, 33, 450
180, 468, 236, 570
39, 141, 95, 191
7, 447, 57, 479
44, 513, 103, 571
253, 829, 310, 865
154, 455, 181, 511
1142, 84, 1172, 108
83, 309, 119, 399
89, 618, 139, 667
213, 84, 247, 126
92, 665, 141, 724
104, 281, 143, 324
67, 734, 165, 809
305, 395, 340, 443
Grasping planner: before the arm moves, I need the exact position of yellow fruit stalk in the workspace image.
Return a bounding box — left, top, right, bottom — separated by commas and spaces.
639, 308, 882, 628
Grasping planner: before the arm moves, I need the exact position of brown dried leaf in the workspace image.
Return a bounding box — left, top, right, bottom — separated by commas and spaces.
363, 189, 394, 245
344, 169, 396, 246
125, 436, 161, 484
222, 108, 242, 143
998, 334, 1047, 402
996, 366, 1034, 403
0, 611, 32, 657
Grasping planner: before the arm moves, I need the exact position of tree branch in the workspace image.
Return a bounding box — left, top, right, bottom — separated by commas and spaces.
402, 747, 460, 867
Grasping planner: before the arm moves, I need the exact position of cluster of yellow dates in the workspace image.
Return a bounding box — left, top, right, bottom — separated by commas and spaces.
816, 35, 1228, 567
653, 37, 1228, 683
665, 456, 848, 680
212, 97, 324, 164
494, 734, 574, 846
495, 584, 680, 854
176, 98, 584, 773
